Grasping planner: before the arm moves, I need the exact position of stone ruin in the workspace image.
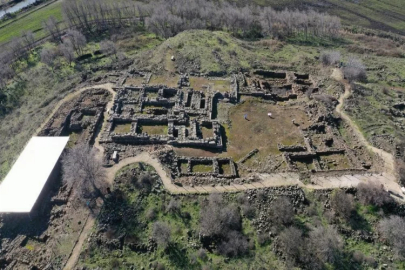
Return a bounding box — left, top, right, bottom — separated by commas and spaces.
99, 84, 223, 150
39, 89, 111, 145
234, 69, 318, 101
93, 69, 377, 184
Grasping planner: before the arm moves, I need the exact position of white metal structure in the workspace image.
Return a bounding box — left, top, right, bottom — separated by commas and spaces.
0, 137, 69, 213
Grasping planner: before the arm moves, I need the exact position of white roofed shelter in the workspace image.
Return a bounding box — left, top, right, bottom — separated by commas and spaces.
0, 137, 69, 213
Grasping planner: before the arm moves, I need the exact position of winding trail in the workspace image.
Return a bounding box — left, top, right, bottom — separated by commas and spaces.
61, 73, 403, 268
334, 70, 396, 175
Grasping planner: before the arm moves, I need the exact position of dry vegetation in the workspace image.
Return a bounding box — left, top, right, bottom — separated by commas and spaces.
221, 98, 309, 162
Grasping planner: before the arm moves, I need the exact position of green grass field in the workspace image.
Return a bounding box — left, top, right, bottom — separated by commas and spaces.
0, 0, 63, 44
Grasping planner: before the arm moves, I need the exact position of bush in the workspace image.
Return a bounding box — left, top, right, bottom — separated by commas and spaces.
257, 233, 270, 246
343, 57, 367, 82
320, 51, 341, 66
268, 197, 295, 226
166, 198, 181, 215
357, 181, 393, 206
308, 226, 343, 265
241, 203, 256, 219
353, 250, 377, 267
217, 231, 249, 257
146, 207, 157, 221
279, 226, 303, 265
197, 248, 208, 260
200, 194, 241, 237
330, 190, 355, 219
152, 222, 171, 248
378, 216, 405, 259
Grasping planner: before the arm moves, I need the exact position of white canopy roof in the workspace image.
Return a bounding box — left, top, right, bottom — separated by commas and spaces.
0, 137, 69, 213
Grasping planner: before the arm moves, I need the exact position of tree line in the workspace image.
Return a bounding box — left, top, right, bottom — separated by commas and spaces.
60, 0, 341, 39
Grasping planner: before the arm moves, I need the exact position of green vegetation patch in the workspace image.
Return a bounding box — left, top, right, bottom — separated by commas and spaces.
191, 163, 213, 173
113, 123, 132, 134
138, 124, 168, 135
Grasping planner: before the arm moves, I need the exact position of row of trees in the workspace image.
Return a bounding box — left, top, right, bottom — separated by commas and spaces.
60, 0, 341, 39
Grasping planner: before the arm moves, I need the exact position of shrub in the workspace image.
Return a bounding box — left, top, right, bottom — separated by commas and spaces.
166, 198, 181, 215
378, 216, 405, 259
241, 203, 256, 219
197, 248, 208, 260
343, 57, 367, 82
279, 226, 304, 265
320, 51, 341, 66
257, 233, 270, 246
330, 190, 355, 219
357, 181, 393, 206
268, 197, 295, 226
200, 194, 241, 237
217, 231, 249, 257
146, 207, 157, 221
308, 226, 343, 265
152, 222, 171, 248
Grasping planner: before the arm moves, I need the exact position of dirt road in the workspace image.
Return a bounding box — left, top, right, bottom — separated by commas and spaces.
333, 69, 396, 175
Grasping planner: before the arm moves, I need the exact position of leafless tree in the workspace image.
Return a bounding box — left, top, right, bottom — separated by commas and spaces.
320, 51, 341, 66
344, 57, 367, 82
152, 221, 172, 248
59, 40, 75, 65
200, 193, 241, 237
21, 30, 35, 51
42, 16, 62, 42
357, 181, 393, 206
40, 47, 57, 70
61, 143, 107, 200
330, 190, 354, 220
100, 40, 117, 59
279, 226, 304, 265
378, 216, 405, 259
308, 226, 343, 266
8, 37, 25, 60
217, 230, 249, 257
0, 62, 14, 88
65, 29, 87, 56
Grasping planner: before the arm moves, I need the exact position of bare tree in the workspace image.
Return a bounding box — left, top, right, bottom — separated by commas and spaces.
100, 40, 118, 59
200, 193, 241, 237
268, 196, 294, 226
152, 221, 172, 248
40, 47, 57, 70
59, 40, 75, 65
42, 16, 62, 42
61, 144, 107, 200
320, 51, 341, 66
217, 230, 249, 257
308, 226, 343, 266
343, 57, 367, 82
378, 216, 405, 259
8, 37, 25, 60
357, 181, 393, 206
279, 226, 304, 265
65, 29, 87, 56
330, 190, 354, 220
21, 30, 35, 51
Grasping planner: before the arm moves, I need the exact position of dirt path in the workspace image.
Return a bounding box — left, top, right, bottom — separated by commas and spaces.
333, 69, 396, 175
63, 215, 95, 270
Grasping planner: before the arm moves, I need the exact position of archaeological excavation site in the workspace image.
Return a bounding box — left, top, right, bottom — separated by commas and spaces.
2, 2, 405, 267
